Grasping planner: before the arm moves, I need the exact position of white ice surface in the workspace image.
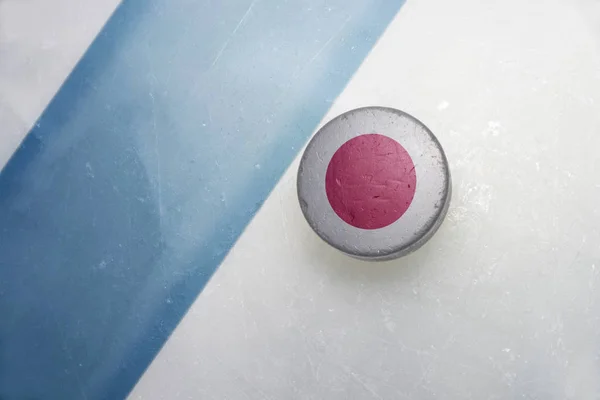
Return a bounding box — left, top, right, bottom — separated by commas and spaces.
130, 0, 600, 398
3, 0, 600, 398
0, 0, 120, 168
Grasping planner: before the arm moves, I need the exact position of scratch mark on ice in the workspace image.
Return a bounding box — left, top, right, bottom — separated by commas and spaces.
149, 92, 163, 222
343, 367, 383, 400
211, 0, 258, 68
307, 14, 352, 66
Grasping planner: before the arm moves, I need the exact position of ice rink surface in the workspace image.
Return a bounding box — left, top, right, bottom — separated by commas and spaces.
2, 0, 600, 398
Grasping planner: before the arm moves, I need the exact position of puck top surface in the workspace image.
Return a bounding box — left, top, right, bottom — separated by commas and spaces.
297, 107, 451, 260
325, 133, 417, 230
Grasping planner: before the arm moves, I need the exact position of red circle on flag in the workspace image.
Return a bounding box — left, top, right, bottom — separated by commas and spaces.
325, 133, 417, 230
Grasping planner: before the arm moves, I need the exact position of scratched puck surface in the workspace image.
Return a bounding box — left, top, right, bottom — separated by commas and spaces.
297, 107, 451, 260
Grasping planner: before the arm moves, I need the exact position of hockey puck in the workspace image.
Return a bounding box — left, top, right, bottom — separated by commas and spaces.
297, 107, 451, 260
